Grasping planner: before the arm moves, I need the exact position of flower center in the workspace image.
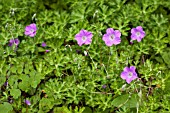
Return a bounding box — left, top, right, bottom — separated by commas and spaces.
136, 32, 141, 36
82, 36, 87, 42
128, 72, 133, 78
30, 29, 34, 33
109, 35, 115, 40
14, 41, 18, 45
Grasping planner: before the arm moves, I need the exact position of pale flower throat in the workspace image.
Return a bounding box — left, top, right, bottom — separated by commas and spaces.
82, 36, 87, 42
136, 32, 141, 37
110, 35, 115, 40
128, 72, 133, 78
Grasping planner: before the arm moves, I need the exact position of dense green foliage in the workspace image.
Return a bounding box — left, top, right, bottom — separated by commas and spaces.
0, 0, 170, 112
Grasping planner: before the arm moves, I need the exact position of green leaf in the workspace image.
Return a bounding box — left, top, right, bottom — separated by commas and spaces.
11, 66, 17, 73
39, 98, 54, 112
31, 80, 40, 88
83, 107, 92, 113
17, 66, 23, 74
0, 102, 13, 113
10, 89, 21, 99
0, 75, 6, 86
8, 75, 18, 89
161, 49, 170, 68
37, 47, 45, 52
53, 106, 71, 113
30, 72, 41, 88
18, 75, 30, 92
112, 94, 138, 108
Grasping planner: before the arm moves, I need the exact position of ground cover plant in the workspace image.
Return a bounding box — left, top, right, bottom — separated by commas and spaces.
0, 0, 170, 113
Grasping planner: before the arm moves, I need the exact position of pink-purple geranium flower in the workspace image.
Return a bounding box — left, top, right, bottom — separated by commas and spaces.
102, 28, 121, 46
131, 26, 145, 42
24, 23, 37, 37
102, 84, 107, 89
121, 66, 138, 84
8, 38, 20, 46
25, 100, 31, 106
41, 42, 50, 53
4, 81, 8, 87
45, 50, 50, 53
75, 29, 93, 46
42, 42, 47, 47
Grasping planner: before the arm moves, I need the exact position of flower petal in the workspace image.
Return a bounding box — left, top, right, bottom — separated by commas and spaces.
25, 26, 32, 31
86, 32, 93, 40
29, 33, 36, 37
121, 72, 128, 79
131, 34, 137, 40
106, 28, 114, 34
75, 36, 84, 46
114, 30, 121, 37
112, 37, 121, 45
25, 100, 31, 106
105, 42, 112, 46
14, 39, 20, 45
130, 66, 136, 72
45, 50, 50, 52
136, 37, 142, 42
131, 75, 138, 80
131, 28, 137, 34
84, 37, 92, 45
136, 26, 143, 31
102, 34, 110, 42
124, 67, 130, 72
80, 29, 87, 36
75, 33, 82, 39
24, 31, 31, 35
140, 31, 145, 39
42, 42, 47, 47
84, 30, 92, 36
126, 78, 133, 84
30, 23, 37, 30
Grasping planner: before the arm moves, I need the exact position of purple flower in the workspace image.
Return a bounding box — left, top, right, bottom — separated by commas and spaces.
45, 50, 50, 53
24, 23, 37, 37
25, 100, 31, 106
121, 66, 138, 84
75, 29, 93, 46
8, 38, 20, 46
4, 81, 8, 87
102, 28, 121, 46
131, 26, 145, 42
102, 84, 107, 89
42, 42, 46, 47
